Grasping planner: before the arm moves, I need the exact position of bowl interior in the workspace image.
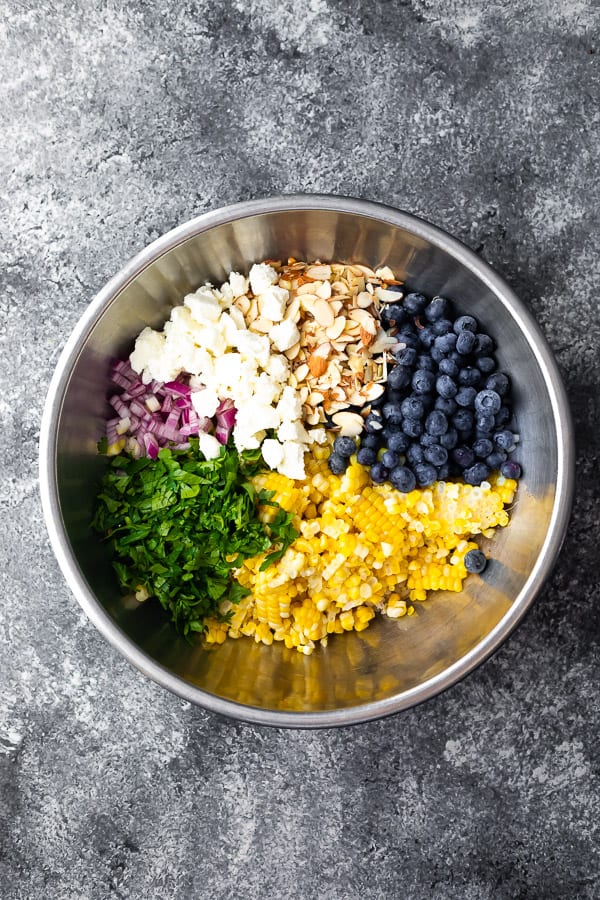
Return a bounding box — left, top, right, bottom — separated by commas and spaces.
50, 204, 565, 720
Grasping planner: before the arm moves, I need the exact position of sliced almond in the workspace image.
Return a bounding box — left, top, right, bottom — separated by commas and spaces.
352, 264, 377, 278
294, 362, 310, 382
326, 316, 347, 341
349, 308, 377, 330
305, 409, 321, 425
308, 342, 331, 377
331, 411, 364, 436
284, 341, 301, 360
357, 291, 375, 309
284, 296, 301, 321
330, 300, 344, 315
297, 282, 320, 296
313, 298, 335, 328
315, 280, 332, 300
306, 264, 332, 281
362, 382, 386, 402
331, 280, 350, 294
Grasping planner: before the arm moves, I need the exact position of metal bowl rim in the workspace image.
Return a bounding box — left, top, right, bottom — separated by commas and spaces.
39, 193, 575, 728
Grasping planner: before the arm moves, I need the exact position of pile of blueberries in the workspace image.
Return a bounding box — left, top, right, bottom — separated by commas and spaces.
328, 290, 522, 492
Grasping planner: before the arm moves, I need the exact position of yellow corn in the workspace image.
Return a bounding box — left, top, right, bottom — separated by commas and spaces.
203, 450, 517, 654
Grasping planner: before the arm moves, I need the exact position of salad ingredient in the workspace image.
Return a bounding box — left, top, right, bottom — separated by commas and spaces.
350, 288, 521, 488
91, 441, 297, 636
202, 444, 517, 655
464, 549, 488, 574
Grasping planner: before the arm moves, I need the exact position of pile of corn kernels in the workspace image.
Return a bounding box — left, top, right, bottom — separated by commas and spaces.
204, 443, 517, 655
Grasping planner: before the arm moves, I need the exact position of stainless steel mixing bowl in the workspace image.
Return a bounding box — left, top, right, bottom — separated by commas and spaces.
39, 195, 574, 727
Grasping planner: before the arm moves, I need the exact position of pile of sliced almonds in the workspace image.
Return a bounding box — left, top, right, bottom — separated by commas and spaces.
235, 260, 403, 437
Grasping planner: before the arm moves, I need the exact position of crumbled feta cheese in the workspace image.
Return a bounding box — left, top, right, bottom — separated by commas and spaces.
270, 319, 300, 352
260, 285, 289, 322
307, 426, 328, 444
261, 438, 285, 470
279, 441, 306, 480
184, 292, 221, 324
265, 354, 290, 382
229, 272, 249, 297
191, 387, 220, 418
234, 331, 271, 368
276, 385, 303, 422
130, 328, 168, 383
278, 419, 309, 444
249, 263, 279, 295
198, 433, 222, 461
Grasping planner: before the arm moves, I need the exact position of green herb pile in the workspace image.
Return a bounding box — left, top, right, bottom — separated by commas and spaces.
92, 439, 298, 637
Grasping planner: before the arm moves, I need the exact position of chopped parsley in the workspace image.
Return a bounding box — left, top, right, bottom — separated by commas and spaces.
91, 440, 297, 637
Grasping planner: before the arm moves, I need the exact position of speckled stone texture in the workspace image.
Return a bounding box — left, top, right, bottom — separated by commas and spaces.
2, 1, 599, 897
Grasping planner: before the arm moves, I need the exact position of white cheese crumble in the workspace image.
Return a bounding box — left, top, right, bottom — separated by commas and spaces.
128, 265, 312, 479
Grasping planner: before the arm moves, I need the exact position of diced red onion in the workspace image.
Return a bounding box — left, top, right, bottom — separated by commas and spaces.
104, 364, 238, 458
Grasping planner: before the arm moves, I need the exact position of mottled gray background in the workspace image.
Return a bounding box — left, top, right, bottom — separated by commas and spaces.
2, 1, 599, 898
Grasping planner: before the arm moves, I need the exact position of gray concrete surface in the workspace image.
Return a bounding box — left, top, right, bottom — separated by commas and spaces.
2, 1, 599, 897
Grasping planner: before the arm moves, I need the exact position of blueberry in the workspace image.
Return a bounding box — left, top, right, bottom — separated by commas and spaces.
433, 332, 458, 354
403, 291, 428, 315
456, 330, 477, 355
433, 318, 454, 337
425, 410, 448, 436
364, 411, 385, 432
473, 438, 493, 458
439, 357, 459, 377
494, 429, 517, 451
476, 356, 496, 374
390, 466, 417, 492
485, 450, 507, 469
418, 327, 436, 350
453, 314, 478, 334
440, 427, 458, 450
486, 372, 510, 396
370, 462, 389, 484
452, 445, 475, 469
474, 389, 502, 415
463, 462, 491, 485
382, 422, 402, 439
458, 367, 482, 387
381, 449, 400, 469
361, 432, 382, 450
333, 436, 356, 458
412, 369, 436, 394
501, 460, 522, 479
464, 549, 487, 574
402, 417, 423, 438
475, 333, 494, 355
430, 346, 446, 364
401, 396, 425, 419
435, 396, 458, 416
388, 365, 413, 390
494, 406, 511, 427
424, 296, 449, 322
387, 431, 410, 453
382, 403, 403, 424
417, 354, 436, 372
424, 444, 448, 466
357, 447, 377, 466
386, 388, 405, 404
415, 462, 438, 487
436, 374, 458, 399
381, 303, 406, 329
455, 386, 477, 408
406, 444, 425, 466
394, 346, 417, 367
396, 329, 420, 349
453, 408, 474, 432
328, 453, 348, 475
476, 412, 495, 433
